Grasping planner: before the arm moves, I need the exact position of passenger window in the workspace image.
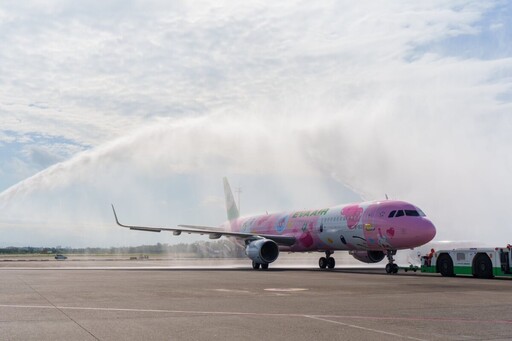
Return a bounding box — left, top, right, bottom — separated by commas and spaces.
388, 210, 396, 218
395, 210, 404, 217
405, 210, 420, 217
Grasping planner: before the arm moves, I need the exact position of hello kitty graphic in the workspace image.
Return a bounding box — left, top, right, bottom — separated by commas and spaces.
275, 215, 288, 234
341, 205, 363, 229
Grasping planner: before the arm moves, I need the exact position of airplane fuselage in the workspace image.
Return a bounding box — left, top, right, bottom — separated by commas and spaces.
114, 178, 437, 271
224, 200, 436, 252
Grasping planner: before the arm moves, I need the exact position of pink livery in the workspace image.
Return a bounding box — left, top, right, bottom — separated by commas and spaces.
113, 178, 436, 274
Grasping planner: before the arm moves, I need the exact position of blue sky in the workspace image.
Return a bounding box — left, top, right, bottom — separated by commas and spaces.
0, 1, 511, 247
0, 131, 87, 190
430, 2, 512, 60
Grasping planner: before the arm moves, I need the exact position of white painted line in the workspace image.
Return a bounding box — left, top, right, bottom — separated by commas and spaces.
304, 315, 427, 341
0, 266, 251, 271
0, 304, 511, 326
212, 289, 253, 294
264, 288, 308, 292
0, 304, 306, 316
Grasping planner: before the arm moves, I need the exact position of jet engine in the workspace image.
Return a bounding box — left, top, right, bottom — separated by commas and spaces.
349, 250, 385, 263
245, 239, 279, 264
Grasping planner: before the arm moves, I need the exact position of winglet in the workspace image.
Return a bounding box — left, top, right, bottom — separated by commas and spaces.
111, 204, 122, 226
111, 205, 163, 232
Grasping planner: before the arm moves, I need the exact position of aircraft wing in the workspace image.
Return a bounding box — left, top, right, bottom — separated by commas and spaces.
111, 205, 296, 246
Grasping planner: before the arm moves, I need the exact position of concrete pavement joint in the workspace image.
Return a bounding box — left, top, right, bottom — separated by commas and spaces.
304, 315, 428, 341
16, 278, 100, 341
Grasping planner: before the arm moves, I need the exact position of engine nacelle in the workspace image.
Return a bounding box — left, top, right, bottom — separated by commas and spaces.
245, 239, 279, 264
349, 250, 385, 263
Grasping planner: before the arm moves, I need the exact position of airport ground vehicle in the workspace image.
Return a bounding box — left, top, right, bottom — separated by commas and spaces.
421, 246, 512, 278
54, 254, 68, 260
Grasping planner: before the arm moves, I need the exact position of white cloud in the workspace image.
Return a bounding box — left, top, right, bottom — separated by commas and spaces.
0, 1, 496, 143
0, 131, 16, 143
0, 1, 511, 247
23, 145, 63, 167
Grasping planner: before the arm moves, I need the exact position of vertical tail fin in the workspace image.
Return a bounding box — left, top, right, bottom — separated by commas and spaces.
223, 177, 240, 221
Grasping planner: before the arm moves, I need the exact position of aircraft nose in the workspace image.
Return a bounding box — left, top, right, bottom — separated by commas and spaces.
421, 219, 436, 244
392, 217, 436, 248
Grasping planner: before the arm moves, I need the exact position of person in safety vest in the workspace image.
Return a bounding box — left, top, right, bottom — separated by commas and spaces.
423, 248, 435, 266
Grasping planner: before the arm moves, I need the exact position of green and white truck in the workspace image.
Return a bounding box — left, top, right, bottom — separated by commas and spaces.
421, 246, 512, 278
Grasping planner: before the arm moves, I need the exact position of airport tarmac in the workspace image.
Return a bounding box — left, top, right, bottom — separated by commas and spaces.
1, 260, 511, 341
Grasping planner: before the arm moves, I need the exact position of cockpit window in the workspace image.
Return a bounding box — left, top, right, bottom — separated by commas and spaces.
389, 209, 425, 218
416, 207, 426, 216
405, 210, 420, 217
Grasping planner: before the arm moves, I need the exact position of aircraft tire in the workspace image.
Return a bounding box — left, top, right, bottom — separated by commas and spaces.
252, 261, 260, 270
392, 264, 399, 274
437, 254, 454, 277
327, 257, 335, 269
261, 263, 269, 270
385, 263, 392, 274
319, 257, 327, 269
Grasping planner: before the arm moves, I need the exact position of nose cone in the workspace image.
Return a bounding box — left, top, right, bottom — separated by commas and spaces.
422, 219, 436, 244
395, 218, 436, 249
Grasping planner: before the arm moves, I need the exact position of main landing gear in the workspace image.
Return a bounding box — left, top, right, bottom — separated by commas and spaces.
319, 251, 336, 269
252, 261, 269, 270
385, 249, 399, 274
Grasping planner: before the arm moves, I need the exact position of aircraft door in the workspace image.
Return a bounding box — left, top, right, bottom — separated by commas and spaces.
363, 205, 380, 249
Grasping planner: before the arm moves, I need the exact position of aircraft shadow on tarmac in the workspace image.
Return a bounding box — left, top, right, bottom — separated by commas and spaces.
108, 267, 511, 280
107, 267, 432, 277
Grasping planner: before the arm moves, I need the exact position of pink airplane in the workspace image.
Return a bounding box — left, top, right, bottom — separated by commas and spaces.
112, 178, 436, 273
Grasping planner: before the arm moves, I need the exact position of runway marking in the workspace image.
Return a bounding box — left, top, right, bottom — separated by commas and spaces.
213, 289, 253, 294
0, 298, 512, 341
1, 304, 512, 326
264, 288, 308, 292
304, 315, 427, 341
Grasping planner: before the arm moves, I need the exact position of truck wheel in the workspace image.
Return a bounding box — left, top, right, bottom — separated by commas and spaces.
473, 254, 493, 279
437, 254, 454, 277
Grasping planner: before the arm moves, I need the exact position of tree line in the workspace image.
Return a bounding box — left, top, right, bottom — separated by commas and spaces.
0, 239, 246, 258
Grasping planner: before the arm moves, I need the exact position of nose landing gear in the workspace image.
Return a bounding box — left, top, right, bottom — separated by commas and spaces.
319, 251, 336, 269
385, 250, 399, 274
